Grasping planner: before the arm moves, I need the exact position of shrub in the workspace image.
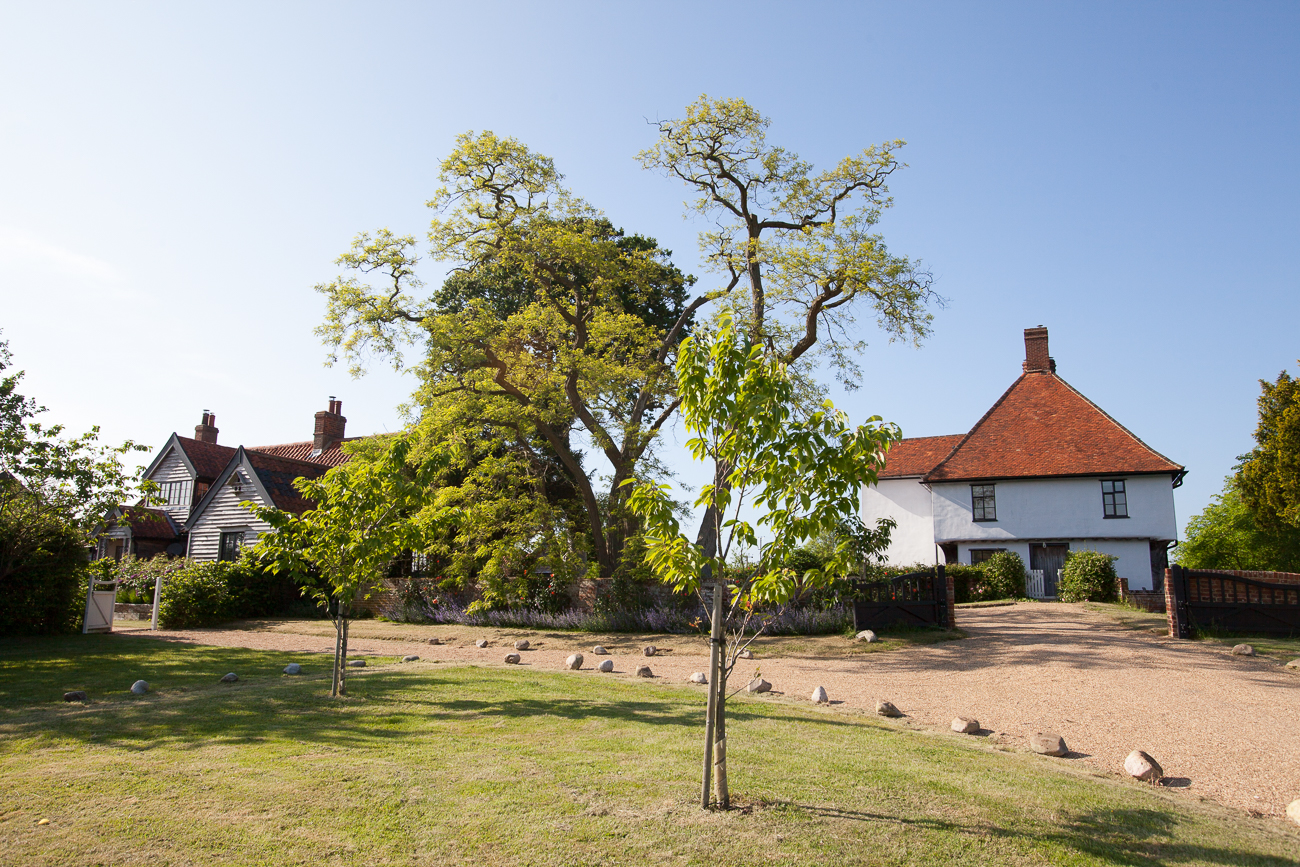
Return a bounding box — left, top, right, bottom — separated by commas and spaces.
981, 551, 1027, 600
943, 564, 985, 604
1057, 550, 1119, 603
0, 512, 88, 636
158, 555, 303, 628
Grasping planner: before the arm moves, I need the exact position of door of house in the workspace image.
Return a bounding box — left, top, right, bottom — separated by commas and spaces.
1030, 544, 1069, 598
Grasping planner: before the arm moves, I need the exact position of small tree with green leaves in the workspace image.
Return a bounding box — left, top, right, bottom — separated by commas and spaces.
253, 438, 438, 696
626, 317, 897, 809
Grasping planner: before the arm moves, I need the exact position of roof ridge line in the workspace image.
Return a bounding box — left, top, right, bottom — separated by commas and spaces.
923, 374, 1029, 482
1050, 372, 1184, 470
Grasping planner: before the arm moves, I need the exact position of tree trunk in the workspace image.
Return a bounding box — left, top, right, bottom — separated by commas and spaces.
330, 612, 343, 697
701, 580, 724, 808
338, 614, 350, 696
714, 633, 729, 809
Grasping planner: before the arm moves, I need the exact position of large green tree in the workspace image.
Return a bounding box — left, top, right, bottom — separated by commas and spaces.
1178, 475, 1300, 572
316, 136, 696, 580
638, 96, 939, 557
317, 98, 940, 583
1237, 365, 1300, 530
627, 317, 897, 809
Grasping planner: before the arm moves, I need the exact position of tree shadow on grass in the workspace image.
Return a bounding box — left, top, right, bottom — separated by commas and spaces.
788, 802, 1298, 866
0, 665, 863, 753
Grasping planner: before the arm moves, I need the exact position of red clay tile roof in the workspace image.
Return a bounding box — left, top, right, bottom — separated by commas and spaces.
248, 437, 360, 468
174, 436, 238, 481
878, 434, 965, 478
923, 371, 1184, 482
243, 451, 333, 514
117, 506, 179, 540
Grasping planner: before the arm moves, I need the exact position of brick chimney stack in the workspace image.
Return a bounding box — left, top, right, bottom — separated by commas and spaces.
313, 397, 347, 455
1022, 326, 1056, 373
194, 410, 219, 443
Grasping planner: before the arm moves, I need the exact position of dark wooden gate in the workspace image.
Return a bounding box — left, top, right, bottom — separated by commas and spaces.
1167, 565, 1300, 637
851, 567, 949, 631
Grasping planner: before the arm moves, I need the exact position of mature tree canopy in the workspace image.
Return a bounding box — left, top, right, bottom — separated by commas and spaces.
1178, 475, 1300, 572
639, 95, 941, 386
315, 101, 941, 585
1237, 365, 1300, 530
316, 133, 697, 580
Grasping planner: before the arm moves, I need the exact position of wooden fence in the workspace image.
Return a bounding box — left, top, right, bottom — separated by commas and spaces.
851, 567, 952, 631
1165, 565, 1300, 638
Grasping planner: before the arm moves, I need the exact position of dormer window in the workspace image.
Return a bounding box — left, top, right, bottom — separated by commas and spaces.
1102, 479, 1128, 518
971, 484, 997, 521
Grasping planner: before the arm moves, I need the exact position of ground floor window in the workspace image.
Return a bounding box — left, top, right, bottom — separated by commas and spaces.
970, 548, 1007, 566
218, 531, 245, 562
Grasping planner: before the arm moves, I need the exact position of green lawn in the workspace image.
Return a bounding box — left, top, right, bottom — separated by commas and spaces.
2, 634, 1297, 866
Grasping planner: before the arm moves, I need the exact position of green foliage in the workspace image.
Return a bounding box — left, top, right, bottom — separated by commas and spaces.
1237, 365, 1300, 530
943, 564, 985, 604
0, 334, 148, 588
97, 554, 186, 603
628, 318, 898, 604
0, 505, 87, 636
981, 551, 1027, 601
638, 95, 940, 386
1057, 551, 1119, 603
157, 556, 302, 629
1176, 476, 1300, 571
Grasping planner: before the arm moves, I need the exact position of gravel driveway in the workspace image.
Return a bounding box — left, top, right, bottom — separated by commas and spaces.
117, 603, 1300, 820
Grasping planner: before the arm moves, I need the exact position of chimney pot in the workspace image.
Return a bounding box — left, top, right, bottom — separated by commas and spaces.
1023, 327, 1056, 373
195, 410, 220, 444
313, 398, 347, 455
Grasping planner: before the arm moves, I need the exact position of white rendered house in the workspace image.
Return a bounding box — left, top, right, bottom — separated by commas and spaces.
861, 327, 1185, 595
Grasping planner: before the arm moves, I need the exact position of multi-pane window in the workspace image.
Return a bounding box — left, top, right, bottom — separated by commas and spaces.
970, 548, 1006, 565
157, 480, 191, 507
971, 484, 997, 521
218, 531, 245, 562
1102, 479, 1128, 518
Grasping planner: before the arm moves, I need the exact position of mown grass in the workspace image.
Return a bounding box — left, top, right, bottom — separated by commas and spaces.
1, 634, 1297, 866
119, 616, 965, 659
1085, 602, 1300, 660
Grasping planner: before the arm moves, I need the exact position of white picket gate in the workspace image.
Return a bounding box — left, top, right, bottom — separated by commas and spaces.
1026, 569, 1046, 600
82, 574, 118, 633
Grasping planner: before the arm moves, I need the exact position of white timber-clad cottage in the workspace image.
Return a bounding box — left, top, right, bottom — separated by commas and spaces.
96, 400, 359, 563
861, 327, 1185, 596
184, 447, 329, 561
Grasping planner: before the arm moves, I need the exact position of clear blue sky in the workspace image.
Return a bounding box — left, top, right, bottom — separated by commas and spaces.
2, 1, 1297, 532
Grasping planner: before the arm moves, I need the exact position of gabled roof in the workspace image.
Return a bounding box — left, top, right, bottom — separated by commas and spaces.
185, 447, 333, 529
110, 505, 180, 540
249, 437, 360, 468
878, 434, 965, 479
244, 450, 332, 513
923, 371, 1184, 483
143, 433, 239, 483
